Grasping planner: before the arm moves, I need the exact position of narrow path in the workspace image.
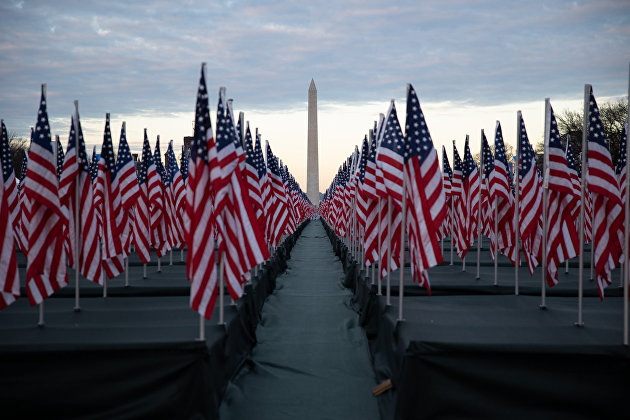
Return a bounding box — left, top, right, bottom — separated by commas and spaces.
220, 220, 379, 420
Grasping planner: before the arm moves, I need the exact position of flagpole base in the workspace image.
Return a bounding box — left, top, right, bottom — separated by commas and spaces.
574, 322, 584, 328
73, 307, 81, 312
539, 304, 547, 310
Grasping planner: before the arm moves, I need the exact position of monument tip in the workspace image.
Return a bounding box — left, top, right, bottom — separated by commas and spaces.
309, 78, 316, 91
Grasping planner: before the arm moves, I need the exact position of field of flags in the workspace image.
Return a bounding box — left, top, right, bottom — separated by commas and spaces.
0, 63, 315, 329
320, 80, 630, 344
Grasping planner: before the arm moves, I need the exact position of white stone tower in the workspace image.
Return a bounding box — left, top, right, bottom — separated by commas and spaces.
307, 79, 319, 205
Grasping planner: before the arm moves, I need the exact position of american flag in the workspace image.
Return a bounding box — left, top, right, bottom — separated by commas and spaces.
462, 136, 480, 256
565, 138, 582, 222
243, 125, 264, 230
356, 136, 369, 230
375, 103, 404, 278
213, 90, 238, 216
166, 140, 186, 249
615, 123, 628, 263
451, 142, 467, 257
89, 147, 98, 183
55, 135, 64, 180
254, 133, 270, 243
95, 115, 124, 279
132, 130, 156, 265
440, 146, 452, 238
188, 64, 219, 319
17, 147, 30, 253
361, 131, 380, 266
180, 145, 189, 182
1, 121, 20, 248
545, 105, 580, 286
403, 85, 447, 292
281, 163, 298, 235
115, 123, 140, 255
23, 85, 68, 305
58, 111, 103, 285
0, 121, 19, 309
490, 122, 518, 265
480, 133, 495, 250
265, 143, 289, 247
151, 136, 170, 258
518, 113, 543, 275
586, 87, 623, 299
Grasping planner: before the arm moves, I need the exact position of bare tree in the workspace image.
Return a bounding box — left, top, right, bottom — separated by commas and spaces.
8, 131, 28, 178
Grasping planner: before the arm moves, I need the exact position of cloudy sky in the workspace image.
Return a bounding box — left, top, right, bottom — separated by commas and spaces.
1, 0, 628, 191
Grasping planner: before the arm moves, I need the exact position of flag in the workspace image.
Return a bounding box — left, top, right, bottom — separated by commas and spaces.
151, 136, 170, 257
545, 105, 580, 286
166, 140, 186, 248
55, 135, 64, 180
518, 113, 543, 275
23, 85, 68, 305
133, 130, 157, 265
188, 64, 219, 319
451, 143, 468, 257
115, 124, 140, 254
89, 147, 98, 183
95, 116, 125, 278
0, 122, 19, 309
480, 133, 494, 249
356, 136, 369, 230
1, 121, 20, 247
362, 132, 380, 266
490, 122, 518, 265
586, 87, 623, 299
375, 102, 404, 277
462, 136, 480, 254
59, 111, 103, 285
615, 123, 628, 263
440, 146, 452, 238
265, 143, 289, 247
403, 85, 447, 292
243, 124, 265, 230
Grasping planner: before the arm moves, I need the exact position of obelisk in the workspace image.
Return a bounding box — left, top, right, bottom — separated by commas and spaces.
307, 78, 319, 205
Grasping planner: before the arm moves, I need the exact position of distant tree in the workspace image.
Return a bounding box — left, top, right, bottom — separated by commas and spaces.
8, 131, 29, 178
535, 98, 628, 173
472, 142, 515, 167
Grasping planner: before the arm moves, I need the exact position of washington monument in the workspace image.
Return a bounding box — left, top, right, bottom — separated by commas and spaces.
307, 79, 319, 205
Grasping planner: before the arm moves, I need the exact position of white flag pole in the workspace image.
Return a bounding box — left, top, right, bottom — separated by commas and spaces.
624, 63, 630, 345
565, 134, 572, 276
385, 196, 392, 306
494, 193, 499, 286
541, 98, 551, 310
198, 315, 205, 341
103, 268, 107, 298
157, 256, 161, 272
476, 130, 484, 280
73, 101, 81, 312
170, 249, 173, 266
515, 111, 522, 296
577, 84, 590, 328
398, 169, 406, 322
143, 263, 147, 279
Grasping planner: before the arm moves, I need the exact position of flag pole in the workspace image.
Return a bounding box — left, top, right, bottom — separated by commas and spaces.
624, 62, 630, 345
541, 98, 551, 310
103, 267, 107, 298
494, 191, 498, 286
219, 251, 225, 325
143, 263, 147, 279
170, 249, 173, 265
38, 301, 44, 327
124, 257, 129, 287
576, 84, 590, 328
198, 315, 205, 341
377, 199, 383, 295
157, 256, 161, 272
73, 100, 81, 312
565, 134, 572, 276
515, 111, 521, 296
450, 190, 454, 265
476, 130, 484, 280
386, 196, 392, 306
398, 169, 406, 322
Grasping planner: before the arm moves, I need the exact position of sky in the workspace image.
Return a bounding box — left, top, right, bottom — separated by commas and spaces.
0, 0, 628, 192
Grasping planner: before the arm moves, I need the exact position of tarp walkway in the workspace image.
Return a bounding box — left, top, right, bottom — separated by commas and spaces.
220, 220, 379, 420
